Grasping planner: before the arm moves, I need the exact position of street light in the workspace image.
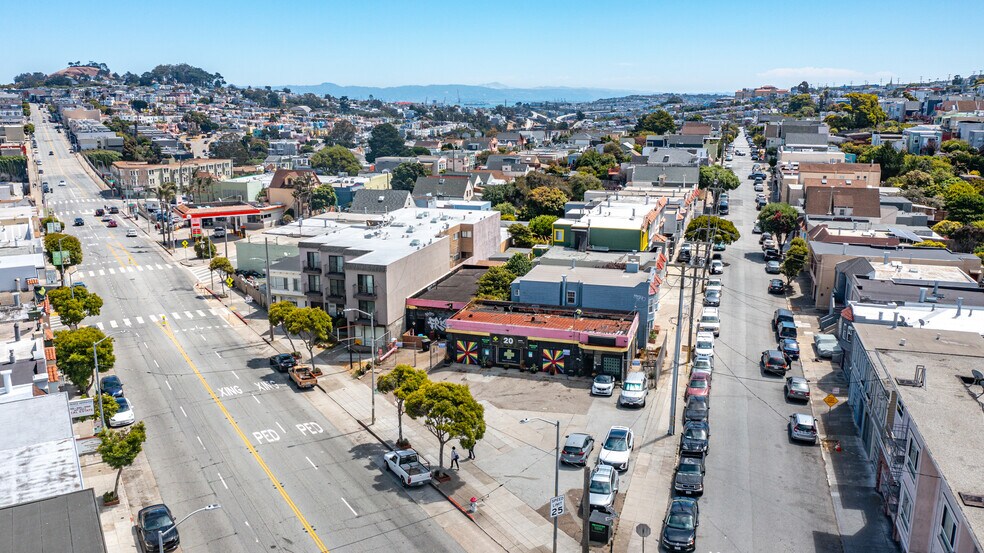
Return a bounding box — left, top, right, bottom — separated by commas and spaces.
94, 330, 127, 431
520, 416, 560, 553
344, 307, 376, 425
158, 503, 221, 553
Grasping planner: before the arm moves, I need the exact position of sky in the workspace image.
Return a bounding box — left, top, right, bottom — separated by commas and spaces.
5, 0, 984, 93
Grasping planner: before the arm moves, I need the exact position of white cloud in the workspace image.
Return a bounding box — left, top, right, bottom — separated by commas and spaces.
756, 66, 898, 85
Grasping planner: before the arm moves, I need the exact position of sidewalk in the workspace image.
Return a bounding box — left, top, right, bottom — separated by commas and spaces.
792, 287, 900, 553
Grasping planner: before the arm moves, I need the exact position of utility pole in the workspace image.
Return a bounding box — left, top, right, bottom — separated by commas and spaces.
581, 465, 590, 552
668, 260, 687, 436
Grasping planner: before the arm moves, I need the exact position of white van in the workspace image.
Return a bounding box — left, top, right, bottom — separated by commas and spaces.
698, 307, 721, 336
618, 372, 649, 408
694, 332, 715, 361
212, 226, 227, 238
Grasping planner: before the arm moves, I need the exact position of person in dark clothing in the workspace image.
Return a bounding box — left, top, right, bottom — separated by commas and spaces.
450, 446, 460, 470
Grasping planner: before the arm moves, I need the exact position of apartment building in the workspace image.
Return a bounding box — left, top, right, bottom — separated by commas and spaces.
111, 158, 233, 196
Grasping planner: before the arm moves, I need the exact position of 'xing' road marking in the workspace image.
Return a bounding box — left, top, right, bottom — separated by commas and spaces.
276, 422, 286, 434
179, 406, 187, 417
218, 472, 228, 490
196, 435, 206, 450
155, 321, 331, 552
306, 456, 318, 470
184, 311, 194, 319
165, 380, 172, 391
340, 497, 358, 517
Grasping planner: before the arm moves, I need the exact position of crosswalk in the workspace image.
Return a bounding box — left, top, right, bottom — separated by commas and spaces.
76, 262, 177, 278
93, 308, 232, 331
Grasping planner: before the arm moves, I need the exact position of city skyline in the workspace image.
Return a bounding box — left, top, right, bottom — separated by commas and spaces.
5, 0, 983, 93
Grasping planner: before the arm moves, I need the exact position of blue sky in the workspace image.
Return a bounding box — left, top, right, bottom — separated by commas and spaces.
6, 0, 983, 92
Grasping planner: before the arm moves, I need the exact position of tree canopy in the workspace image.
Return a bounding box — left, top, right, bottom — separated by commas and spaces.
376, 364, 428, 443
310, 185, 337, 213
780, 237, 809, 284
43, 233, 83, 268
284, 307, 333, 370
698, 165, 740, 191
54, 327, 115, 394
568, 172, 603, 200
324, 120, 357, 148
405, 381, 486, 468
208, 133, 268, 165
507, 223, 536, 248
574, 150, 618, 179
98, 422, 147, 498
47, 286, 103, 329
310, 145, 361, 176
528, 215, 558, 238
391, 162, 428, 191
367, 123, 405, 162
684, 216, 741, 244
757, 203, 799, 243
523, 186, 569, 219
476, 266, 516, 300
504, 253, 533, 277
634, 109, 676, 135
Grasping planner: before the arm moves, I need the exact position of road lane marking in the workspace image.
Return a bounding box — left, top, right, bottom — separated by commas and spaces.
137, 265, 144, 271
146, 265, 154, 271
276, 422, 286, 434
200, 334, 207, 343
165, 379, 172, 391
98, 269, 105, 276
208, 308, 217, 315
171, 312, 181, 319
252, 395, 261, 404
218, 472, 228, 490
306, 456, 318, 470
96, 322, 104, 330
123, 318, 131, 327
179, 406, 187, 417
197, 435, 206, 450
88, 270, 95, 277
230, 369, 237, 378
109, 268, 116, 274
155, 322, 331, 552
340, 497, 358, 516
216, 352, 223, 359
153, 360, 159, 368
184, 311, 194, 319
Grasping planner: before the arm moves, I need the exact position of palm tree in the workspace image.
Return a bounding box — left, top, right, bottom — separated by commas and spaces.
291, 172, 318, 225
155, 181, 177, 249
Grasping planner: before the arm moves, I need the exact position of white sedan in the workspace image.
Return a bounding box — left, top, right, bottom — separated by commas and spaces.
598, 426, 634, 471
109, 397, 135, 427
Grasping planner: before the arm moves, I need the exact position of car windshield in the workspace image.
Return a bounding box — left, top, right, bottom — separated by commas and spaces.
700, 316, 717, 323
115, 398, 130, 411
563, 445, 584, 454
623, 382, 643, 391
143, 511, 173, 531
688, 379, 707, 389
589, 479, 612, 494
594, 375, 612, 384
697, 340, 712, 349
685, 427, 707, 440
678, 462, 701, 474
604, 433, 628, 451
667, 512, 695, 530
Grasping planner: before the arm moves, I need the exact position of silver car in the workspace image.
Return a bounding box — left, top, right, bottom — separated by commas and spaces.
789, 413, 818, 444
591, 374, 615, 396
599, 426, 634, 471
559, 433, 595, 466
588, 465, 619, 513
618, 372, 648, 407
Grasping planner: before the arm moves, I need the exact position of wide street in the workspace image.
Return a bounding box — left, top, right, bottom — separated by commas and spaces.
694, 133, 842, 552
33, 107, 466, 553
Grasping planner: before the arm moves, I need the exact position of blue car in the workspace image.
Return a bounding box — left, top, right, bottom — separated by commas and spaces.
100, 375, 123, 398
780, 338, 800, 360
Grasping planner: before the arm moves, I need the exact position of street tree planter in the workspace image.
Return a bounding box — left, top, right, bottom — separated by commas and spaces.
102, 491, 119, 506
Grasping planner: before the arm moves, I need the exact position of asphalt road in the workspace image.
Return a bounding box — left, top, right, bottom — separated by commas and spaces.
34, 108, 464, 553
694, 133, 842, 552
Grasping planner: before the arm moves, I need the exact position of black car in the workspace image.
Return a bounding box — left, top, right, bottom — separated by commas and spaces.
680, 420, 709, 456
109, 206, 119, 214
780, 338, 800, 360
761, 349, 790, 375
74, 217, 85, 226
768, 279, 785, 294
100, 375, 124, 398
702, 289, 721, 307
772, 308, 794, 329
673, 454, 705, 496
269, 353, 296, 372
682, 395, 709, 423
661, 497, 699, 552
677, 243, 692, 263
764, 248, 782, 261
137, 504, 179, 552
94, 208, 105, 217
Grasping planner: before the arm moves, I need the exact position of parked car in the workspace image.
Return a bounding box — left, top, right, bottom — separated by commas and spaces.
100, 375, 124, 398
383, 449, 431, 486
704, 278, 722, 294
776, 320, 798, 341
693, 332, 715, 361
680, 420, 710, 456
780, 338, 800, 360
697, 307, 721, 336
661, 497, 699, 552
712, 241, 726, 252
269, 353, 296, 372
126, 228, 138, 237
709, 260, 724, 275
109, 206, 119, 214
754, 182, 764, 192
598, 426, 634, 471
703, 289, 721, 307
761, 349, 789, 375
137, 504, 179, 552
58, 179, 66, 186
48, 150, 53, 155
560, 433, 595, 466
813, 334, 843, 358
788, 413, 819, 444
762, 238, 778, 251
674, 454, 705, 496
765, 260, 781, 274
764, 248, 782, 261
768, 279, 785, 294
685, 373, 711, 402
677, 243, 692, 263
784, 376, 810, 401
109, 397, 135, 427
752, 222, 763, 234
587, 464, 619, 513
760, 232, 773, 245
691, 357, 714, 375
683, 395, 709, 423
618, 372, 648, 408
591, 374, 615, 396
772, 308, 794, 329
73, 217, 84, 226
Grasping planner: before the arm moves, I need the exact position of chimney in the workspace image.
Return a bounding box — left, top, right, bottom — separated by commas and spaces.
13, 323, 20, 342
1, 370, 11, 394
561, 274, 568, 305
918, 287, 927, 303
933, 280, 939, 296
892, 312, 899, 328
14, 278, 20, 292
957, 297, 964, 317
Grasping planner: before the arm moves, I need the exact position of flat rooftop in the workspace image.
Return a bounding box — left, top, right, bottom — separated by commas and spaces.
854, 325, 984, 541
412, 267, 486, 304
0, 489, 106, 553
870, 262, 975, 284
450, 301, 636, 336
848, 302, 984, 334
517, 263, 650, 287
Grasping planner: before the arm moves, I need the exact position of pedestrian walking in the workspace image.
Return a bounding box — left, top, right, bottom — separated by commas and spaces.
450, 447, 460, 470
467, 444, 475, 460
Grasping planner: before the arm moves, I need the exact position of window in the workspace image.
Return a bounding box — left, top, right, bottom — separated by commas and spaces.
452, 232, 459, 240
328, 255, 344, 273
358, 300, 375, 317
292, 278, 300, 292
940, 502, 957, 552
566, 290, 577, 305
307, 274, 320, 293
906, 437, 920, 479
328, 279, 345, 297
305, 251, 320, 270
898, 488, 912, 533
461, 230, 472, 238
896, 399, 905, 420
554, 229, 565, 242
357, 274, 375, 294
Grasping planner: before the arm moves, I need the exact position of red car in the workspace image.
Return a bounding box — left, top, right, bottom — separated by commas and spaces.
107, 219, 118, 228
685, 373, 711, 401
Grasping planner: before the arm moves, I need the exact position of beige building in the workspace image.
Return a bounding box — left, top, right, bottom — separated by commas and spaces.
111, 158, 233, 196
265, 168, 320, 213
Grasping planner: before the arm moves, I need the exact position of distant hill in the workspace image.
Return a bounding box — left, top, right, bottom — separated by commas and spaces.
269, 82, 645, 105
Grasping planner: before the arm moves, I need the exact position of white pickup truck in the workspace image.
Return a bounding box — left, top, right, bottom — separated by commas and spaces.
384, 449, 431, 486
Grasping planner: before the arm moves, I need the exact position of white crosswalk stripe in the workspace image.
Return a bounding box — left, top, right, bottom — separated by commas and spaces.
98, 269, 105, 276
96, 322, 104, 330
136, 316, 144, 325
109, 320, 118, 328
88, 271, 95, 277
123, 318, 131, 327
136, 265, 143, 271
171, 312, 181, 319
156, 264, 164, 270
196, 310, 207, 317
184, 311, 193, 319
109, 268, 116, 274
208, 308, 217, 315
146, 265, 154, 271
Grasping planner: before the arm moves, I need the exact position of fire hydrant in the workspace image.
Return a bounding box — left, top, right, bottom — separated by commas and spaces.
469, 497, 478, 514
835, 441, 842, 452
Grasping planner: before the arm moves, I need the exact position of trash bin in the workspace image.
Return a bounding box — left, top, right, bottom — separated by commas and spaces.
420, 338, 431, 352
589, 510, 615, 543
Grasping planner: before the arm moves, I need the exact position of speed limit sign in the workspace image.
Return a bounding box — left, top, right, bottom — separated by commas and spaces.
549, 495, 565, 518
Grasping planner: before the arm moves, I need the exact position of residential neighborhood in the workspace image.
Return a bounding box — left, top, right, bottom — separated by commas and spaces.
2, 4, 984, 553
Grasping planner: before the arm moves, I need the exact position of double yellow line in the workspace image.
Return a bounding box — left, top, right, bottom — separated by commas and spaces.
156, 321, 330, 552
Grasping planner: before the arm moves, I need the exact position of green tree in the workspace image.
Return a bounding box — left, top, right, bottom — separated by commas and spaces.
634, 109, 676, 135
130, 99, 148, 112
310, 185, 337, 213
574, 150, 618, 179
757, 203, 799, 243
780, 237, 809, 284
154, 181, 177, 247
194, 237, 216, 259
84, 149, 123, 168
404, 381, 486, 468
367, 123, 405, 162
376, 364, 429, 444
827, 93, 888, 130
528, 215, 558, 238
43, 233, 83, 283
208, 256, 234, 281
941, 139, 974, 153
268, 301, 299, 352
47, 286, 103, 329
476, 266, 516, 300
493, 202, 517, 220
787, 94, 815, 114
913, 240, 947, 248
698, 165, 741, 191
568, 172, 603, 200
684, 216, 741, 244
54, 327, 115, 394
504, 253, 533, 277
284, 307, 333, 371
523, 186, 569, 219
40, 214, 62, 231
310, 145, 361, 176
932, 220, 964, 237
507, 223, 536, 248
290, 172, 319, 220
97, 422, 147, 500
23, 123, 35, 135
325, 120, 357, 148
391, 162, 428, 191
481, 182, 522, 207
944, 191, 984, 224
870, 144, 906, 180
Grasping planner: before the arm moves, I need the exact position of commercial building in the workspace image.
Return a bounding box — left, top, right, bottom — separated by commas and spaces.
445, 301, 638, 378
404, 265, 486, 339
844, 325, 984, 553
552, 194, 669, 253
111, 158, 233, 197
0, 489, 107, 553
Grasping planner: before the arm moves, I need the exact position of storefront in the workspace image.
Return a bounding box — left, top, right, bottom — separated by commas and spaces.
446, 301, 637, 379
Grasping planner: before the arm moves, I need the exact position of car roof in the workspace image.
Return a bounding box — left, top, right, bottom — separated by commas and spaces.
788, 376, 808, 385
778, 320, 796, 328
679, 455, 703, 467
782, 338, 799, 345
138, 504, 171, 518
593, 464, 614, 477
671, 496, 698, 509
792, 413, 815, 425
766, 349, 785, 358
696, 331, 714, 339
701, 307, 719, 315
565, 433, 592, 446
607, 426, 630, 436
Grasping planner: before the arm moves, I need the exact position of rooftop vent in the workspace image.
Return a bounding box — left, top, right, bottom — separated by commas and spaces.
959, 492, 984, 509
895, 364, 926, 388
